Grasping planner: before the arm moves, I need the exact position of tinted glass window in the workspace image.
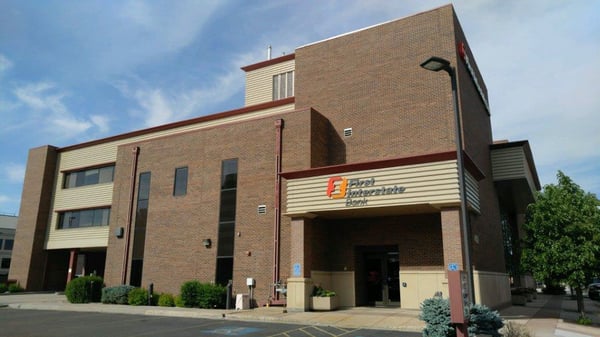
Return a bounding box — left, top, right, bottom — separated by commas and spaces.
173, 167, 188, 196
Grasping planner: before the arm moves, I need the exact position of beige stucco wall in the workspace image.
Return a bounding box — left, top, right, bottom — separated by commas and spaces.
311, 270, 355, 308
400, 270, 448, 309
473, 270, 511, 309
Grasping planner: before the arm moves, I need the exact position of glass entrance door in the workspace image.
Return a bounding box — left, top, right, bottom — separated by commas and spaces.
365, 251, 400, 306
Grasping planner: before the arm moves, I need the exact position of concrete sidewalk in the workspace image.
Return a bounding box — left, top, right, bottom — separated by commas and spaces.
1, 292, 600, 336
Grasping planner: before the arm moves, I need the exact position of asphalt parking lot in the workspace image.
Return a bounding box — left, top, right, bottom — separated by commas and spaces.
0, 308, 421, 337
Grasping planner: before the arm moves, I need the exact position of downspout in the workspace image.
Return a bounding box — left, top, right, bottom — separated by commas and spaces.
273, 119, 284, 299
121, 146, 140, 285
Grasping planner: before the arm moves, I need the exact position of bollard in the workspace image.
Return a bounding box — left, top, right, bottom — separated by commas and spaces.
148, 283, 154, 306
226, 280, 233, 310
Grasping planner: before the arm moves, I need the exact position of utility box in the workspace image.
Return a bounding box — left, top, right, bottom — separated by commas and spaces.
235, 294, 249, 310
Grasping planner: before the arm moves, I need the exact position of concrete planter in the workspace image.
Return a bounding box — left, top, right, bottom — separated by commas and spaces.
311, 296, 338, 311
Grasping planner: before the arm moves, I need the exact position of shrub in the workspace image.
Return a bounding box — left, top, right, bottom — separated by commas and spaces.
420, 296, 454, 337
101, 285, 135, 304
198, 283, 226, 309
128, 287, 149, 306
577, 315, 592, 325
65, 276, 103, 303
158, 293, 175, 307
312, 285, 336, 297
181, 280, 202, 308
174, 294, 184, 307
0, 283, 7, 293
180, 280, 227, 309
500, 321, 532, 337
468, 304, 503, 336
8, 282, 25, 293
419, 297, 504, 337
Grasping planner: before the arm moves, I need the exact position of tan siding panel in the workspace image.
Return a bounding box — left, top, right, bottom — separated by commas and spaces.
46, 226, 109, 250
286, 160, 461, 214
491, 147, 525, 181
465, 172, 481, 213
245, 60, 295, 106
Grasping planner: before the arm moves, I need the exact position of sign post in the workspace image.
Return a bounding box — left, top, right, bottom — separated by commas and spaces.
448, 270, 470, 337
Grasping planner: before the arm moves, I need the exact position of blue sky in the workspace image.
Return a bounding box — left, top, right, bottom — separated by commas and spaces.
1, 0, 599, 215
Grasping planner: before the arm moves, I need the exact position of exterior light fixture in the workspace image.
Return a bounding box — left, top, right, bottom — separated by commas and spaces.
202, 239, 212, 248
421, 56, 474, 305
420, 56, 452, 73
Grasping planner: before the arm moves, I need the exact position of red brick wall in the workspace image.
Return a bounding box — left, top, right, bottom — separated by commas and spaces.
295, 5, 459, 166
104, 108, 319, 301
9, 145, 58, 290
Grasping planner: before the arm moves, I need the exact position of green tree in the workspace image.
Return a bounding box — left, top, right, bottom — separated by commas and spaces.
521, 171, 600, 318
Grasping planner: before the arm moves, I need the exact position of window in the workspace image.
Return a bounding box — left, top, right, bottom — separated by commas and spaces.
3, 239, 13, 251
173, 167, 188, 196
272, 71, 294, 100
57, 208, 110, 229
130, 172, 151, 287
64, 165, 114, 188
215, 159, 238, 286
1, 258, 10, 269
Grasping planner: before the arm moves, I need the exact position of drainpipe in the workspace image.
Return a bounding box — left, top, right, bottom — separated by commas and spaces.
121, 146, 140, 285
273, 119, 284, 299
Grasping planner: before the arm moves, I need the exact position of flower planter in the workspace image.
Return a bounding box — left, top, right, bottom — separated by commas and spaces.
311, 296, 338, 311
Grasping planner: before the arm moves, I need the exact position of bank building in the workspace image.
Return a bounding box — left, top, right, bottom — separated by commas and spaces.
10, 5, 539, 311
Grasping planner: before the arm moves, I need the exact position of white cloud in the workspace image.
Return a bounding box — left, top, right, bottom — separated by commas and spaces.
13, 82, 68, 114
5, 163, 25, 183
91, 115, 110, 134
0, 54, 13, 73
115, 51, 252, 127
12, 81, 111, 139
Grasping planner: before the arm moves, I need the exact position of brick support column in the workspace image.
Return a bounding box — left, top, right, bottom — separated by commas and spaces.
441, 207, 466, 274
286, 217, 314, 311
9, 145, 58, 291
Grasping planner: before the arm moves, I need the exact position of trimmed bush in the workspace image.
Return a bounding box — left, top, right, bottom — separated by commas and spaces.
419, 297, 504, 337
174, 294, 184, 307
468, 304, 503, 336
0, 283, 7, 293
101, 285, 135, 304
128, 287, 149, 306
158, 293, 175, 307
181, 280, 202, 308
180, 280, 227, 309
65, 276, 103, 303
8, 282, 25, 293
420, 296, 454, 337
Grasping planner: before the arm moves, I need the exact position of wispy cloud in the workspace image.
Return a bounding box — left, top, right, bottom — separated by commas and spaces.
0, 54, 12, 73
11, 81, 112, 139
5, 163, 25, 183
114, 51, 253, 127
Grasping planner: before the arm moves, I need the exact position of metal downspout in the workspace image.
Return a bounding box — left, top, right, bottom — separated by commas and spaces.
273, 119, 284, 300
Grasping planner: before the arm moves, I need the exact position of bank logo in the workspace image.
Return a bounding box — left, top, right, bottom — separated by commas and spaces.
326, 176, 347, 199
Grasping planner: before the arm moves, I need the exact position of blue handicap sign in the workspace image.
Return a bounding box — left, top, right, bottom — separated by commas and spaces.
448, 263, 459, 271
293, 263, 301, 276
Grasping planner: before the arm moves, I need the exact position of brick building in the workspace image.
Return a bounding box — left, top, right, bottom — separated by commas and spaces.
10, 5, 539, 310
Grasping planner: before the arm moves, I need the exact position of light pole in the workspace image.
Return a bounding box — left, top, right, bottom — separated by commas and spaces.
420, 56, 474, 305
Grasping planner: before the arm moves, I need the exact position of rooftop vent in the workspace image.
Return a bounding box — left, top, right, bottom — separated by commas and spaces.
344, 128, 353, 137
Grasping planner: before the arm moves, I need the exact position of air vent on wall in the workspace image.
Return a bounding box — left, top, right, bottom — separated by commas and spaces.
343, 128, 353, 137
257, 205, 267, 214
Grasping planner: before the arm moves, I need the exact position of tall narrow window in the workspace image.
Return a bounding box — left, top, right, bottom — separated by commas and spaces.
215, 159, 237, 286
272, 71, 294, 101
173, 167, 188, 196
130, 172, 150, 287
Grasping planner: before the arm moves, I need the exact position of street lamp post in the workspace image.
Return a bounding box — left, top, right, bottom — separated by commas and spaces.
420, 56, 475, 305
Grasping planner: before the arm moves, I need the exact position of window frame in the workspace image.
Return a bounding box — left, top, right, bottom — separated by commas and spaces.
173, 166, 188, 196
57, 207, 111, 229
63, 165, 115, 189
